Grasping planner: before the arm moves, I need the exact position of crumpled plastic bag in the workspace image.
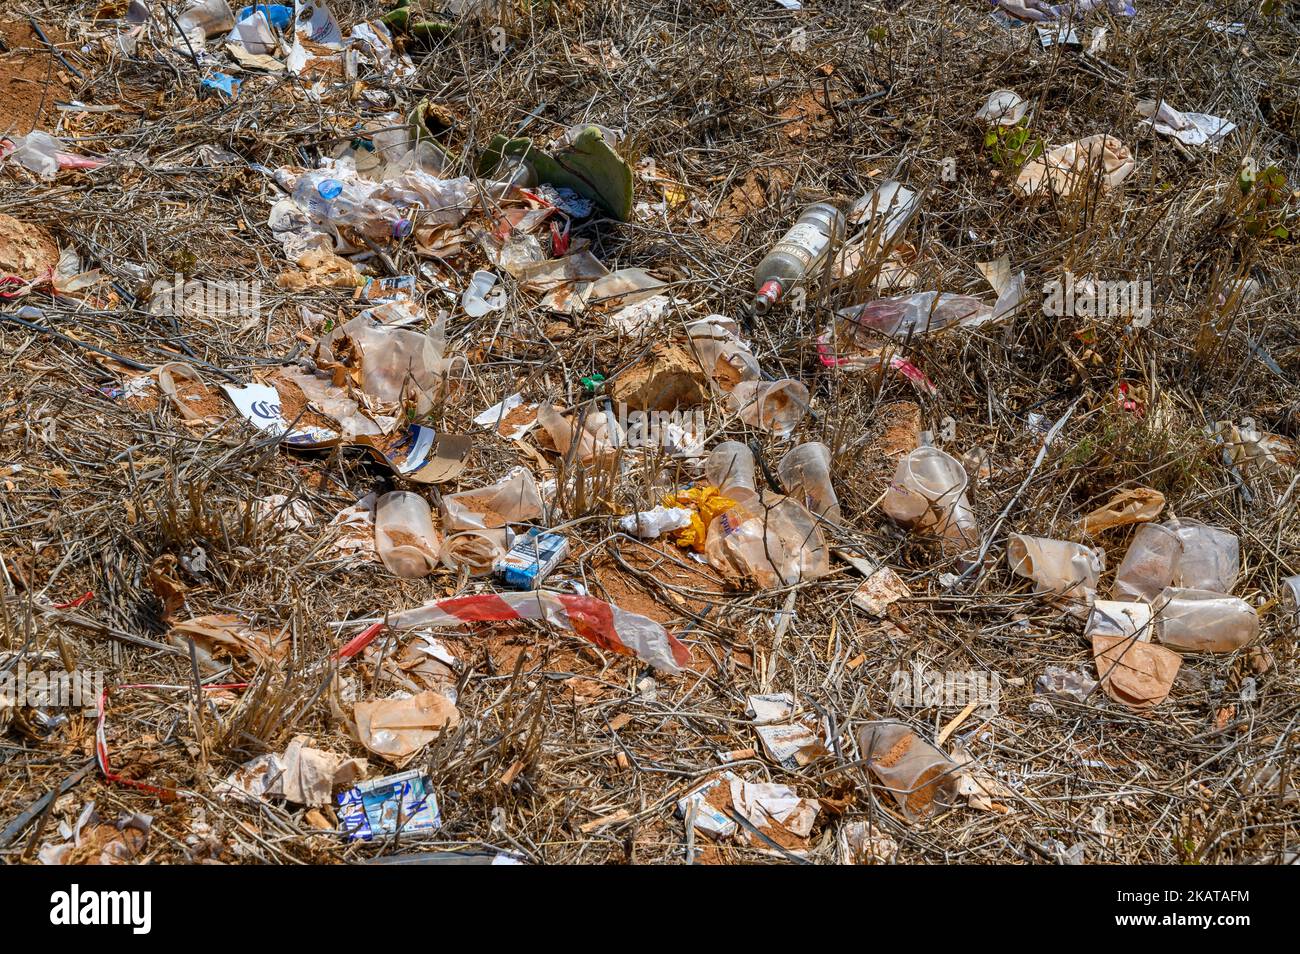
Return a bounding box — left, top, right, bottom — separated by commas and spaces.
441, 466, 543, 532
353, 691, 460, 765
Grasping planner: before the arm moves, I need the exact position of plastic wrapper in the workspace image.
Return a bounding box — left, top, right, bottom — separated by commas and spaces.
441, 467, 543, 532
1137, 100, 1236, 147
338, 770, 440, 841
705, 495, 831, 589
727, 378, 810, 438
881, 447, 979, 554
375, 491, 441, 579
1154, 587, 1259, 653
1112, 522, 1181, 602
384, 589, 691, 674
1167, 518, 1239, 594
857, 721, 960, 822
1007, 534, 1104, 616
777, 442, 840, 523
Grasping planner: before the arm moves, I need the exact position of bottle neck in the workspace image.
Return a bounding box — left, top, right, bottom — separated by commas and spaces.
753, 279, 783, 315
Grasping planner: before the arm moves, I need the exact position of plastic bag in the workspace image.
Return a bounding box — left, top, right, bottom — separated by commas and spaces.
1015, 135, 1135, 198
441, 467, 543, 532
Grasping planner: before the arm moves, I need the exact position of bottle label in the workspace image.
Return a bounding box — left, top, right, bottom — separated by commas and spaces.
773, 222, 833, 269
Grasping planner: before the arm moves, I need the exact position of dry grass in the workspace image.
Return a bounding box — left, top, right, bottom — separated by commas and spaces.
0, 0, 1297, 864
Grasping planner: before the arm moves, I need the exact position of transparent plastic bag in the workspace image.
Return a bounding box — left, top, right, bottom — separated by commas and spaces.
1007, 534, 1104, 616
441, 467, 543, 532
1167, 518, 1240, 594
8, 131, 61, 179
704, 441, 757, 500
881, 447, 979, 553
704, 495, 831, 589
1112, 522, 1181, 602
1155, 587, 1259, 653
375, 492, 442, 579
857, 721, 960, 822
332, 316, 466, 412
727, 379, 810, 438
777, 442, 840, 523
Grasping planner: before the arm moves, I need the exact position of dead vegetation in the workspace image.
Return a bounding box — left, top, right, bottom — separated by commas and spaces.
0, 0, 1298, 865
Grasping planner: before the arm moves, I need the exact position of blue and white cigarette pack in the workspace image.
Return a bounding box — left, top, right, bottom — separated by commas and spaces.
494, 528, 569, 589
337, 770, 441, 842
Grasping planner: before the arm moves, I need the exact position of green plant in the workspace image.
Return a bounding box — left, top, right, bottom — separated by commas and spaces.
1238, 164, 1293, 242
983, 120, 1044, 174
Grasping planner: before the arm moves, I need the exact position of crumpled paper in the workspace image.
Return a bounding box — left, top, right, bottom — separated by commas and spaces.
220, 736, 367, 807
1016, 135, 1135, 198
1137, 100, 1236, 147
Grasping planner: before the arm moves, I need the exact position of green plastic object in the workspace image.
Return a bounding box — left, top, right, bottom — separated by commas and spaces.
580, 373, 606, 394
477, 126, 633, 221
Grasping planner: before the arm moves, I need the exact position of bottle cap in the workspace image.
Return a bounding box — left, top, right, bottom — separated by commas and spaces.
317, 178, 343, 200
392, 218, 413, 239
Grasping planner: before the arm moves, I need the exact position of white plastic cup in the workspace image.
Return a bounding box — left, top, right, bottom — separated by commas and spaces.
375, 491, 441, 579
